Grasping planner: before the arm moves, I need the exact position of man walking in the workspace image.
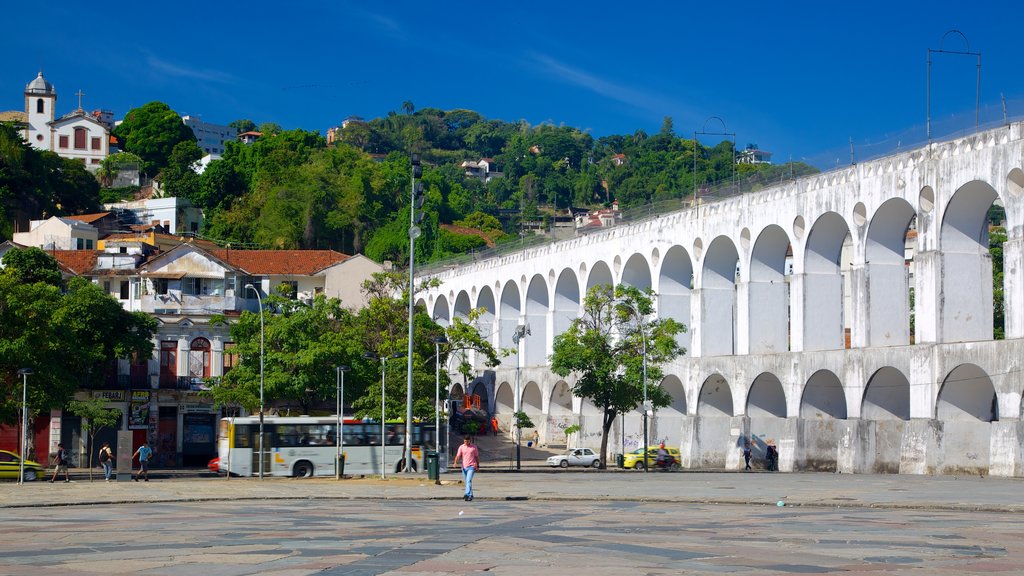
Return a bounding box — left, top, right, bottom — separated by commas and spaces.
453, 436, 479, 501
98, 442, 114, 482
132, 440, 153, 482
49, 442, 70, 483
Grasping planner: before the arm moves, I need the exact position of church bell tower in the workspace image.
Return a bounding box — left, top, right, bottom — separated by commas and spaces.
25, 71, 56, 151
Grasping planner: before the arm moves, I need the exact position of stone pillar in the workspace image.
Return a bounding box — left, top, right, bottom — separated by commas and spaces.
989, 420, 1023, 477
1002, 237, 1024, 339
734, 279, 750, 355
744, 278, 789, 354
788, 273, 806, 352
689, 288, 705, 357
848, 263, 870, 348
913, 250, 942, 344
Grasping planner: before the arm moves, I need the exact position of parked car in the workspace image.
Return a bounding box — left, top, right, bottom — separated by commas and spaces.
547, 448, 601, 468
0, 450, 45, 481
622, 446, 681, 470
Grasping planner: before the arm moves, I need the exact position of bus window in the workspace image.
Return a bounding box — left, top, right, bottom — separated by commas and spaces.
233, 424, 255, 448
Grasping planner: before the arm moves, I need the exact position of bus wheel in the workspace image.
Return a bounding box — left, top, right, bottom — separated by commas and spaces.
293, 460, 314, 478
395, 459, 418, 473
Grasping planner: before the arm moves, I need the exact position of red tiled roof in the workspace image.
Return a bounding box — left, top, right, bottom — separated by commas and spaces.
65, 212, 110, 224
49, 250, 97, 275
210, 250, 351, 275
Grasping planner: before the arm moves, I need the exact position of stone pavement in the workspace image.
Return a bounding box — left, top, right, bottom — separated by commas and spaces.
2, 471, 1024, 575
0, 477, 1021, 575
2, 469, 1023, 512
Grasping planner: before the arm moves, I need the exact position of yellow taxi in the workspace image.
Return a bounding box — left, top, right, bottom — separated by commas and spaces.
0, 450, 45, 481
622, 445, 681, 470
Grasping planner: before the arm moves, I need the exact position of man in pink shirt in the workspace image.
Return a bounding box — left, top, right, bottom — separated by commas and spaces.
453, 436, 479, 501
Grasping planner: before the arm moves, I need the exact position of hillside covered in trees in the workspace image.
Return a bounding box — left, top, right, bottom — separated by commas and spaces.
2, 103, 818, 265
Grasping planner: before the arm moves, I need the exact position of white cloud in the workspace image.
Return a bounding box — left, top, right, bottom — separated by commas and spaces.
146, 55, 237, 84
526, 52, 694, 121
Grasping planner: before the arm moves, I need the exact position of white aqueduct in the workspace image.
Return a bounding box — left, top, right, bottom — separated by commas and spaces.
420, 122, 1024, 476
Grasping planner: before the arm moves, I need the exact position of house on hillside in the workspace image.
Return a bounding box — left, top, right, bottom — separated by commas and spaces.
461, 158, 503, 183
12, 216, 98, 250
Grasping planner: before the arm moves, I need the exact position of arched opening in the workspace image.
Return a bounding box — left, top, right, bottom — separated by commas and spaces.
700, 236, 739, 356
432, 295, 450, 327
499, 280, 521, 368
865, 198, 916, 347
453, 291, 471, 321
470, 379, 490, 415
36, 98, 44, 114
802, 212, 850, 351
862, 367, 910, 420
801, 370, 847, 419
935, 363, 995, 475
862, 366, 910, 474
798, 369, 846, 472
553, 268, 580, 340
188, 337, 211, 379
748, 225, 791, 353
525, 275, 549, 366
549, 381, 575, 448
621, 253, 652, 290
521, 380, 543, 445
653, 374, 686, 448
493, 381, 515, 438
940, 181, 998, 343
937, 364, 997, 422
694, 373, 733, 468
587, 260, 614, 291
746, 373, 786, 418
475, 286, 496, 371
658, 245, 693, 352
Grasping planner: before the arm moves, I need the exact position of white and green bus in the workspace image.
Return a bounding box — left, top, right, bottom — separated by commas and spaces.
217, 416, 443, 477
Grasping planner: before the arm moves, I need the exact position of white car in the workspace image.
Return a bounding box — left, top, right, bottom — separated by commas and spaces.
547, 448, 601, 468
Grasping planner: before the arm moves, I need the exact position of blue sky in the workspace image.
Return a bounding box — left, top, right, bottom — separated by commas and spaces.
4, 1, 1022, 167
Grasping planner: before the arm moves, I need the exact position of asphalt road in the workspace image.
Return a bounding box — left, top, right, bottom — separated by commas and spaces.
1, 472, 1022, 575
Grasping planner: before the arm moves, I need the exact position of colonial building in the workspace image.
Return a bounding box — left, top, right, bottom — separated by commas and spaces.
12, 71, 111, 169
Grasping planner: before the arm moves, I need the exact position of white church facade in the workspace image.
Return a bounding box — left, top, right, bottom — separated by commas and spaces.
20, 71, 111, 169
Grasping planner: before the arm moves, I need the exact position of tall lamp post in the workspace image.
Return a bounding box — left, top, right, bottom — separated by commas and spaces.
245, 283, 265, 480
619, 302, 649, 473
405, 154, 424, 473
365, 352, 404, 479
17, 368, 33, 485
335, 365, 350, 480
432, 336, 448, 455
512, 324, 530, 471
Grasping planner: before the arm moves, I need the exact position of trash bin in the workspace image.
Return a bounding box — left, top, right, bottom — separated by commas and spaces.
426, 451, 439, 481
616, 453, 624, 468
338, 453, 346, 478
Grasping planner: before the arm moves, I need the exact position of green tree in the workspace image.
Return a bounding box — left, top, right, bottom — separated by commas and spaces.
991, 226, 1007, 339
0, 246, 62, 285
0, 253, 155, 458
229, 119, 257, 134
550, 284, 685, 468
211, 294, 356, 414
159, 140, 203, 201
66, 396, 120, 481
113, 101, 196, 176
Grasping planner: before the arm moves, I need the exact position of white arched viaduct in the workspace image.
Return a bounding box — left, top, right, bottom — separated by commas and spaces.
422, 123, 1024, 477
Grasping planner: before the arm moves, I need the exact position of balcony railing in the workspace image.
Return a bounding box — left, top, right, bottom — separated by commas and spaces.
159, 375, 211, 391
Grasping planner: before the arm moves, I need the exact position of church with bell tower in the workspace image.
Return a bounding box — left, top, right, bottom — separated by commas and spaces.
15, 71, 111, 170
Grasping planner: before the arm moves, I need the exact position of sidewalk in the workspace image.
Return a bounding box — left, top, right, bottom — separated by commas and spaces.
4, 469, 1022, 513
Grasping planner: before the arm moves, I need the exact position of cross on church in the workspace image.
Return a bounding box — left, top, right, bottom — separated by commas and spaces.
75, 89, 85, 110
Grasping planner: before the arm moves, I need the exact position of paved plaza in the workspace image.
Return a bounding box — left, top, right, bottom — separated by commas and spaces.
1, 472, 1022, 575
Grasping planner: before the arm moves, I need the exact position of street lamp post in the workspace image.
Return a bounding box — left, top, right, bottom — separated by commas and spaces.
512, 324, 529, 471
245, 283, 265, 480
17, 368, 33, 485
365, 352, 403, 479
432, 336, 448, 455
335, 365, 350, 480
